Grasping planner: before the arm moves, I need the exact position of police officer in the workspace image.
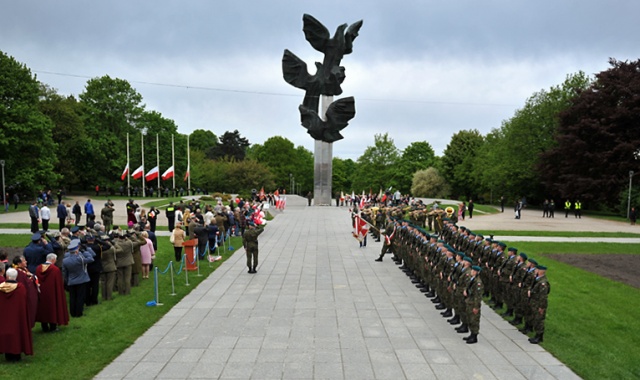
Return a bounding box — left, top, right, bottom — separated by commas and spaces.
166, 202, 176, 232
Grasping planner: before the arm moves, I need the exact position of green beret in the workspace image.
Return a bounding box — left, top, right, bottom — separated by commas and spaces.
463, 256, 473, 263
456, 251, 465, 257
519, 252, 528, 260
431, 234, 439, 239
498, 242, 506, 248
472, 265, 482, 272
478, 234, 484, 238
485, 238, 492, 242
437, 239, 444, 243
536, 265, 548, 270
468, 231, 476, 236
529, 258, 538, 265
508, 247, 518, 253
459, 226, 466, 231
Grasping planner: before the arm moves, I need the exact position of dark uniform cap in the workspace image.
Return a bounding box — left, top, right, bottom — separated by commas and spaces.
478, 234, 484, 238
485, 238, 492, 242
519, 252, 528, 260
529, 258, 538, 265
463, 256, 473, 263
536, 265, 548, 270
469, 231, 476, 236
508, 247, 518, 253
459, 226, 466, 231
498, 242, 506, 248
456, 251, 465, 257
437, 239, 444, 243
472, 265, 482, 272
31, 232, 42, 241
86, 234, 95, 241
71, 226, 80, 233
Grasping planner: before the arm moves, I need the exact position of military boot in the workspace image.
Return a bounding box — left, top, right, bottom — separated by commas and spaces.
509, 316, 523, 326
441, 308, 453, 317
501, 308, 513, 317
431, 296, 441, 303
456, 324, 469, 333
435, 303, 447, 310
447, 314, 460, 325
519, 323, 532, 334
465, 333, 478, 344
529, 334, 544, 344
375, 257, 383, 262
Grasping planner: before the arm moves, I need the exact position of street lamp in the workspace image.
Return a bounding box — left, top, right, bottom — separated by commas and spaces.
628, 170, 634, 220
0, 160, 5, 212
289, 173, 292, 194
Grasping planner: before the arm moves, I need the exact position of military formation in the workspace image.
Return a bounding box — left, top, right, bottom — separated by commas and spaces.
360, 201, 550, 345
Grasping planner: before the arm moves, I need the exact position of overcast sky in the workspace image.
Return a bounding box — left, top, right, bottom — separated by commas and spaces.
2, 1, 639, 160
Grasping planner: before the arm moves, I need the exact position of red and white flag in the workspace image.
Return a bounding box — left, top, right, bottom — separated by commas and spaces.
183, 167, 190, 181
131, 165, 144, 180
161, 166, 174, 180
120, 163, 129, 180
359, 195, 366, 210
353, 214, 369, 242
145, 166, 159, 182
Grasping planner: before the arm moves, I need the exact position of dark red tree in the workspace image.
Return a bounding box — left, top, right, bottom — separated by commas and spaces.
539, 59, 640, 206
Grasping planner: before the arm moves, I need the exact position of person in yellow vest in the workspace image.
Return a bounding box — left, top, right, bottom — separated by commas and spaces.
574, 199, 582, 219
564, 199, 572, 218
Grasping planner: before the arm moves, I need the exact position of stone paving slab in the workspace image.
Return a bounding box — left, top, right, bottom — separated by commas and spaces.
95, 196, 581, 379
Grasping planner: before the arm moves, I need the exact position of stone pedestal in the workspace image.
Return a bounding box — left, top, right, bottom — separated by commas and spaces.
313, 140, 333, 206
313, 95, 333, 206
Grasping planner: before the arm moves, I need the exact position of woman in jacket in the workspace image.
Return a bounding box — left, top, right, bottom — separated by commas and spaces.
171, 223, 186, 262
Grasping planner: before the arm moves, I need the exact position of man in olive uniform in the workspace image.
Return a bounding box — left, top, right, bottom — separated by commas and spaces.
375, 217, 396, 262
243, 221, 264, 273
463, 265, 484, 344
101, 203, 114, 232
114, 232, 135, 295
498, 247, 518, 317
508, 252, 529, 326
528, 265, 550, 344
518, 258, 538, 334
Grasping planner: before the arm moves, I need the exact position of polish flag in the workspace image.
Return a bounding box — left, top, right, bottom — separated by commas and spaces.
183, 167, 190, 181
161, 166, 174, 180
131, 165, 144, 180
353, 214, 369, 242
145, 166, 159, 182
120, 163, 129, 180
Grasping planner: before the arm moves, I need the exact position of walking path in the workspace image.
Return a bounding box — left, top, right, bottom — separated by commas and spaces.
94, 196, 580, 380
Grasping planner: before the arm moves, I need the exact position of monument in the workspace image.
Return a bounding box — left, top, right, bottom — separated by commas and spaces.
283, 14, 363, 205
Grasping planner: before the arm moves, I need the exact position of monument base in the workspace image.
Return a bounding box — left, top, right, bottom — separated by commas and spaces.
313, 139, 333, 206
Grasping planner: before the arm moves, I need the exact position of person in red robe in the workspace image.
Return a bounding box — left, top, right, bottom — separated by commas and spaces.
12, 256, 39, 329
35, 253, 69, 332
0, 268, 34, 362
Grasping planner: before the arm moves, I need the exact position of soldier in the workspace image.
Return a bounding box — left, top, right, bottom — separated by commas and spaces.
518, 258, 538, 334
528, 265, 550, 344
498, 247, 518, 317
374, 208, 384, 242
99, 233, 118, 301
243, 221, 264, 273
463, 265, 484, 344
375, 216, 396, 262
114, 231, 134, 296
101, 202, 114, 232
508, 252, 528, 326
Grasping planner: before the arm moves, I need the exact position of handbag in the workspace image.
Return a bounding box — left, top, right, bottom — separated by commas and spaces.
170, 233, 175, 244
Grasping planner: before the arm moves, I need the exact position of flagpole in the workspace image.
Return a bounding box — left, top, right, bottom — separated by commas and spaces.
171, 134, 175, 194
156, 134, 160, 194
141, 132, 146, 198
187, 134, 191, 194
127, 133, 130, 197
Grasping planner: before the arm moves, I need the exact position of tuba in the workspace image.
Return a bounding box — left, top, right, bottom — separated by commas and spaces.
445, 206, 455, 217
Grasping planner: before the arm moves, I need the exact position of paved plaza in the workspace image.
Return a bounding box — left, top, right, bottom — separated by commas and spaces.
92, 196, 580, 380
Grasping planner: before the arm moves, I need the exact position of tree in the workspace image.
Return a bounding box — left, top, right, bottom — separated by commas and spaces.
539, 59, 640, 207
189, 129, 218, 153
332, 157, 356, 195
0, 51, 58, 196
477, 72, 591, 204
207, 130, 249, 161
441, 130, 484, 199
411, 167, 449, 198
352, 133, 400, 192
396, 141, 436, 193
79, 75, 146, 189
39, 85, 87, 191
250, 136, 298, 190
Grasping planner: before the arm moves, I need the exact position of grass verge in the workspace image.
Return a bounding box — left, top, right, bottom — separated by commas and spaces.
486, 241, 640, 379
478, 230, 640, 238
0, 234, 243, 379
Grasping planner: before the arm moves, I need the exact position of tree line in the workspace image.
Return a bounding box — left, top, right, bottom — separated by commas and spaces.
1, 51, 638, 213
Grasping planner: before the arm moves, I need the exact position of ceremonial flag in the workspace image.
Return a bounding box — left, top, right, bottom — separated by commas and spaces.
120, 163, 129, 180
145, 166, 159, 182
259, 187, 265, 198
183, 167, 190, 181
359, 195, 365, 210
131, 165, 144, 180
353, 214, 369, 242
161, 166, 174, 180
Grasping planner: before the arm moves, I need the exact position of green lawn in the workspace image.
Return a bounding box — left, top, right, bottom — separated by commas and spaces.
0, 234, 242, 379
486, 240, 640, 379
478, 230, 640, 238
